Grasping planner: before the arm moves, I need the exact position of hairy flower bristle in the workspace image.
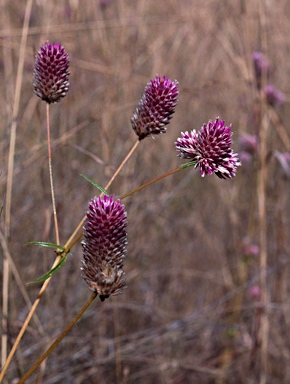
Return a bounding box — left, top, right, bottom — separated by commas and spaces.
81, 195, 127, 301
131, 75, 179, 140
175, 118, 241, 179
33, 42, 70, 103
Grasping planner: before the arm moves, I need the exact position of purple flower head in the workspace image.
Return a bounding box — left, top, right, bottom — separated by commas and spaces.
100, 0, 112, 9
238, 133, 259, 154
81, 195, 127, 301
264, 85, 285, 107
252, 51, 270, 89
33, 42, 70, 103
242, 237, 259, 257
131, 75, 179, 141
248, 285, 261, 301
175, 118, 241, 179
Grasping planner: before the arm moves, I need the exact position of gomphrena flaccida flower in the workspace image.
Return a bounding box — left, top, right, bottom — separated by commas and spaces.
175, 118, 241, 179
33, 42, 70, 103
264, 85, 285, 107
131, 75, 179, 140
252, 51, 270, 89
81, 195, 127, 302
238, 133, 259, 155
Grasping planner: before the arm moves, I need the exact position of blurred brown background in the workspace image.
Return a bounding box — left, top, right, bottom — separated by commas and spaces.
1, 0, 290, 383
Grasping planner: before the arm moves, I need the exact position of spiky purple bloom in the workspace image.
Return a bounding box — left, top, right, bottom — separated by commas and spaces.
264, 85, 285, 106
131, 75, 179, 140
175, 118, 241, 179
33, 42, 70, 103
81, 195, 127, 301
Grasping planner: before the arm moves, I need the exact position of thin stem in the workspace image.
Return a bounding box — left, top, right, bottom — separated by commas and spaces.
0, 229, 44, 334
0, 254, 62, 382
1, 102, 62, 380
258, 2, 269, 383
64, 166, 181, 254
18, 292, 97, 383
258, 112, 269, 384
105, 139, 140, 192
5, 0, 33, 237
1, 0, 33, 375
120, 167, 181, 200
113, 305, 122, 382
46, 103, 60, 245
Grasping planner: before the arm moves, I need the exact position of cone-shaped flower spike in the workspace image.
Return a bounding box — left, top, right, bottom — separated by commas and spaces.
81, 195, 127, 302
33, 42, 70, 103
131, 75, 179, 140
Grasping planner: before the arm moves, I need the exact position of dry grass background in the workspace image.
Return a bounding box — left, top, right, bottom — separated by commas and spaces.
1, 0, 290, 383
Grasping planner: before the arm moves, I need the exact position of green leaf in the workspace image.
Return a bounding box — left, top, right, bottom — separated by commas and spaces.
80, 174, 109, 195
27, 256, 67, 284
25, 241, 65, 251
179, 160, 198, 169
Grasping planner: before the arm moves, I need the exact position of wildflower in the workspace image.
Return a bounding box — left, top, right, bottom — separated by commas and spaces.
242, 237, 259, 257
131, 75, 179, 140
175, 118, 241, 179
33, 42, 70, 103
238, 133, 259, 154
264, 85, 285, 107
248, 285, 261, 301
252, 51, 270, 89
81, 195, 127, 301
238, 133, 259, 166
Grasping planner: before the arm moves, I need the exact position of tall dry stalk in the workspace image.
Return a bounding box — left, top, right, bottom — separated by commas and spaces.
1, 0, 33, 375
257, 2, 269, 383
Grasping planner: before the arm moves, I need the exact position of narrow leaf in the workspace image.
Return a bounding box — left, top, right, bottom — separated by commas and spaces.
25, 241, 65, 251
80, 174, 109, 195
27, 256, 67, 284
